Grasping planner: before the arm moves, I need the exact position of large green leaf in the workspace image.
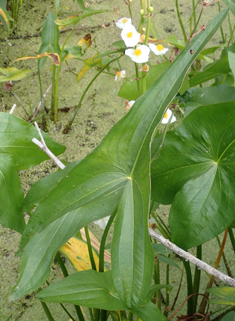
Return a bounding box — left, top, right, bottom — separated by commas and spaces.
221, 312, 235, 321
189, 54, 231, 87
151, 101, 235, 249
0, 157, 25, 233
0, 113, 65, 170
207, 287, 235, 305
13, 9, 228, 308
36, 270, 126, 310
228, 51, 235, 86
135, 302, 167, 321
11, 204, 122, 300
0, 113, 64, 233
180, 85, 235, 116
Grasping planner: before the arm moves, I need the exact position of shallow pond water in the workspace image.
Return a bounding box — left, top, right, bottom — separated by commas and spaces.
0, 0, 235, 320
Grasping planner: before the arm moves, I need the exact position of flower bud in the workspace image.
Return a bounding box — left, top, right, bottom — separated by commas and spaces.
147, 6, 154, 13
140, 9, 145, 15
141, 27, 146, 33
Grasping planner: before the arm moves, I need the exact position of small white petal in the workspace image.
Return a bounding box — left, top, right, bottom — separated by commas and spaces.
149, 43, 169, 56
161, 108, 176, 124
116, 17, 132, 29
121, 24, 140, 47
94, 216, 110, 229
115, 70, 126, 81
125, 45, 150, 63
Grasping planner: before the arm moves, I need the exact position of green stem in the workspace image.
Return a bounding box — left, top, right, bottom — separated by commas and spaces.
63, 55, 122, 134
192, 245, 202, 311
134, 62, 141, 95
154, 260, 161, 310
94, 308, 100, 321
142, 13, 151, 94
128, 3, 133, 20
74, 305, 86, 321
164, 256, 170, 317
56, 252, 69, 278
128, 312, 134, 321
38, 63, 44, 112
228, 11, 234, 44
40, 302, 55, 321
99, 209, 117, 321
54, 26, 75, 121
84, 225, 96, 271
217, 1, 225, 43
59, 303, 77, 321
100, 310, 107, 321
51, 6, 58, 121
216, 236, 233, 277
182, 259, 194, 314
175, 0, 188, 43
191, 8, 203, 37
99, 207, 117, 272
171, 265, 184, 310
228, 228, 235, 254
89, 308, 94, 321
192, 0, 196, 28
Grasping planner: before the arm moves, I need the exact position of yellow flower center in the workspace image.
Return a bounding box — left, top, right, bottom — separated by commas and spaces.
134, 48, 142, 56
156, 44, 164, 51
127, 32, 133, 38
122, 18, 128, 23
164, 111, 168, 119
116, 71, 121, 77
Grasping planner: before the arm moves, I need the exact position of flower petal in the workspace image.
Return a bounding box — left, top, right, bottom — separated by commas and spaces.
125, 45, 150, 63
149, 43, 169, 56
116, 17, 132, 29
121, 24, 140, 47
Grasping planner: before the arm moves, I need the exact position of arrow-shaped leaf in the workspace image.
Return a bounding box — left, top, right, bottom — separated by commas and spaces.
36, 270, 126, 310
14, 9, 228, 308
152, 101, 235, 249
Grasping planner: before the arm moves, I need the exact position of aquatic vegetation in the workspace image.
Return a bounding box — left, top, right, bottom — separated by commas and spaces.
1, 0, 235, 320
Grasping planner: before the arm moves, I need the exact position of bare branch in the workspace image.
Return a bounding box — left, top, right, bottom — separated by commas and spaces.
32, 122, 65, 170
149, 228, 235, 287
9, 104, 16, 114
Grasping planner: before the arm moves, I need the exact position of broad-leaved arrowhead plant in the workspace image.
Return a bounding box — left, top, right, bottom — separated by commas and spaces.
4, 7, 230, 320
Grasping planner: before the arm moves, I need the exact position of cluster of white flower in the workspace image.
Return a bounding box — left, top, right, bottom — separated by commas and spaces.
116, 17, 168, 63
115, 17, 175, 124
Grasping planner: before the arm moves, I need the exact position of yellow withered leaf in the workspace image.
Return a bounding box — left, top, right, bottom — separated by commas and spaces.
77, 54, 105, 82
60, 236, 100, 272
78, 33, 92, 51
14, 52, 60, 66
0, 8, 9, 31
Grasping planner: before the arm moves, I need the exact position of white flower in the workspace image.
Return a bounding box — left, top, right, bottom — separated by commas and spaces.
161, 108, 176, 124
94, 216, 110, 229
125, 45, 150, 63
116, 17, 132, 29
115, 70, 126, 81
121, 24, 140, 47
125, 100, 135, 111
149, 43, 168, 55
